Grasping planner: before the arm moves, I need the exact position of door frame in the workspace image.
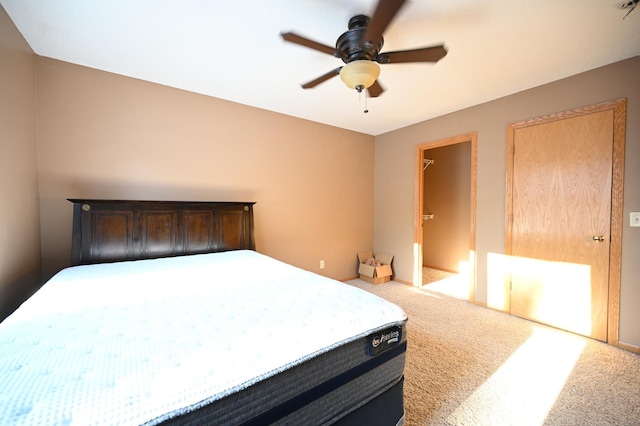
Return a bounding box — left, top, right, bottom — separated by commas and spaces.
505, 98, 626, 345
414, 132, 477, 301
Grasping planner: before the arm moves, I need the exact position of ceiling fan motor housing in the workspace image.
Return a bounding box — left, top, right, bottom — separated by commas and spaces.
336, 15, 383, 63
280, 0, 447, 98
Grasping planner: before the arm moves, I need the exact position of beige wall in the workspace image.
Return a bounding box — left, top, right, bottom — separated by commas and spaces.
35, 58, 375, 282
375, 56, 640, 348
0, 6, 41, 320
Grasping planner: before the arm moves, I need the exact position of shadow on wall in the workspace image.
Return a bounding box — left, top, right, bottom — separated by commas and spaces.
0, 269, 42, 321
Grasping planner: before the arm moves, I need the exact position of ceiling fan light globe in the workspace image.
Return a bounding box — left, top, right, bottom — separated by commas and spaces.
339, 60, 380, 91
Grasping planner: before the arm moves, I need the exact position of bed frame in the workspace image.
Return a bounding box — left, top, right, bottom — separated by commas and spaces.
68, 199, 255, 265
64, 199, 405, 426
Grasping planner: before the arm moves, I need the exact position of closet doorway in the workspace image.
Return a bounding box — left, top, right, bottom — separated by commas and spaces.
414, 133, 477, 301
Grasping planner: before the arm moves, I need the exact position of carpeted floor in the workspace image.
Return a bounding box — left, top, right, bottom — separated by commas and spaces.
347, 279, 640, 426
422, 267, 456, 285
421, 268, 468, 300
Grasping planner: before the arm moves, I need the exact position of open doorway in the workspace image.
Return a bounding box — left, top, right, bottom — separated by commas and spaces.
414, 133, 477, 302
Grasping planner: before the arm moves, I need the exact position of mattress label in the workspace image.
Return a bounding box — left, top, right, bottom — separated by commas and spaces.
367, 326, 402, 356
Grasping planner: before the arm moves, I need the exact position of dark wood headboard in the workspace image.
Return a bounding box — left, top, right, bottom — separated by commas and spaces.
68, 199, 256, 266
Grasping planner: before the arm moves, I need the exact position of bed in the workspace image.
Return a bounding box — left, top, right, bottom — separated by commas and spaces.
0, 200, 407, 425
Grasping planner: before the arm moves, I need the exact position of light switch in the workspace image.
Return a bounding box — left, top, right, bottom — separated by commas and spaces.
631, 212, 640, 227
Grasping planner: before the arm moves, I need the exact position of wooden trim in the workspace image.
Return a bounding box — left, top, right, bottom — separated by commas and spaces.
469, 135, 478, 303
505, 98, 626, 346
505, 120, 516, 314
414, 145, 424, 286
414, 132, 478, 303
617, 341, 640, 354
608, 99, 626, 346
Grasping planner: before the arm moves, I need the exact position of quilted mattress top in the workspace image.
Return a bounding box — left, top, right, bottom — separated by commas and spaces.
0, 250, 406, 425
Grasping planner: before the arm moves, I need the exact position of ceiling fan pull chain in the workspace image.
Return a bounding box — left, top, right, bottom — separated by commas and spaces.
363, 90, 369, 114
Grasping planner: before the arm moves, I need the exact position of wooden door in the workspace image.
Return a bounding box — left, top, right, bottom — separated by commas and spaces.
508, 109, 614, 341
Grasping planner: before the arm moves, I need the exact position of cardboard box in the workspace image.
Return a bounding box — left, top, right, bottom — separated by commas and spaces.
357, 251, 394, 284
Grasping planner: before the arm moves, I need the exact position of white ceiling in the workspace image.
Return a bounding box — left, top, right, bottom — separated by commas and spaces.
2, 0, 639, 135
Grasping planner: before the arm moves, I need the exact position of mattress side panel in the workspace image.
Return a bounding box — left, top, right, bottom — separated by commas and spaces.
157, 323, 407, 426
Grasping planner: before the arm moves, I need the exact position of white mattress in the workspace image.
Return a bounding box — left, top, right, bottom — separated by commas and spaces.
0, 250, 407, 425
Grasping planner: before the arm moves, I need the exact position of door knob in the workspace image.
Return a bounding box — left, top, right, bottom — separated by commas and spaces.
593, 235, 606, 242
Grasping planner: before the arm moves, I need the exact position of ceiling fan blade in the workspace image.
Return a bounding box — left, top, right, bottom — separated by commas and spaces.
376, 45, 447, 64
301, 67, 342, 89
361, 0, 407, 48
281, 32, 346, 59
368, 80, 384, 98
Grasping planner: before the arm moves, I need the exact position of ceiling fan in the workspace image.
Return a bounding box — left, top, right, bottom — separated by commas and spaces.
621, 0, 638, 18
280, 0, 448, 98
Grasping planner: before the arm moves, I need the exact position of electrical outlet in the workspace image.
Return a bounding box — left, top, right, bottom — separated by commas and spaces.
631, 212, 640, 227
320, 260, 325, 269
